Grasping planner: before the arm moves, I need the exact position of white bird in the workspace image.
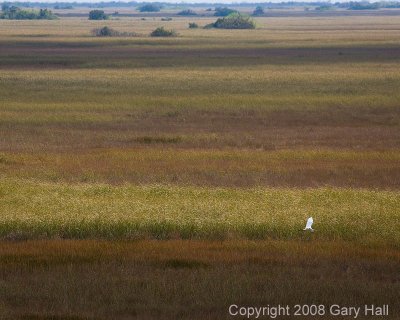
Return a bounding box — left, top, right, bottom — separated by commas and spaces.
303, 217, 314, 232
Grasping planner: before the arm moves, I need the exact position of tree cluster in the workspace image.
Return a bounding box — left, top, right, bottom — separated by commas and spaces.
1, 4, 57, 19
210, 13, 256, 29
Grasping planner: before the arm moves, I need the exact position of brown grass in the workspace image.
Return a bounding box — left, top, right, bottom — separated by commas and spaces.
1, 149, 399, 188
0, 239, 399, 319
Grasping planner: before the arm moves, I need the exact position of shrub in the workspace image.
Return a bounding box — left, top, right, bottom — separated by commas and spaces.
214, 7, 237, 16
177, 9, 197, 16
252, 6, 264, 16
92, 26, 115, 36
138, 4, 160, 12
161, 17, 172, 21
89, 10, 108, 20
38, 9, 57, 19
212, 13, 256, 29
91, 26, 138, 37
0, 6, 57, 19
188, 22, 198, 29
150, 26, 177, 37
134, 136, 182, 144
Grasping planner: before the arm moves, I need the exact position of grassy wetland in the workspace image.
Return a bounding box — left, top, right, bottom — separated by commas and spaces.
0, 10, 399, 319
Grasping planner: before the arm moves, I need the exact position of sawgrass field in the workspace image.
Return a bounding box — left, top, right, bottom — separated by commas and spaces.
0, 12, 399, 319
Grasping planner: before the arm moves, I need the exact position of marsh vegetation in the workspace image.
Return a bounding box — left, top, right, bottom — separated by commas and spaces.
0, 10, 399, 319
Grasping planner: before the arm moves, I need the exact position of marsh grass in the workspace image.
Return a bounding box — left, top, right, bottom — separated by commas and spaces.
0, 239, 399, 319
0, 16, 398, 242
0, 149, 399, 188
0, 179, 398, 245
0, 15, 399, 319
0, 18, 399, 154
0, 64, 399, 151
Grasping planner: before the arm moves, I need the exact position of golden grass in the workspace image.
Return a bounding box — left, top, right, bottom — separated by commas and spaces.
0, 179, 398, 244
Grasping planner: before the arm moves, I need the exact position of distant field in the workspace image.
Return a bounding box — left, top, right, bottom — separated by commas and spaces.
1, 17, 400, 155
0, 14, 399, 319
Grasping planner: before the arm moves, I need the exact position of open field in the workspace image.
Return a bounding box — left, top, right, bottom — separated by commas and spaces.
0, 13, 399, 319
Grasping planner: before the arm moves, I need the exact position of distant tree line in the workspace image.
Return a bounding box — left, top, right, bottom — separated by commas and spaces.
315, 4, 335, 10
177, 9, 197, 16
214, 7, 238, 16
337, 1, 400, 9
2, 0, 399, 15
0, 3, 57, 19
5, 1, 393, 10
54, 4, 73, 9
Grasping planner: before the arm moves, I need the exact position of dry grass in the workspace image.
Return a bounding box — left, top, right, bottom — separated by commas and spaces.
0, 64, 399, 151
1, 16, 400, 40
0, 149, 399, 188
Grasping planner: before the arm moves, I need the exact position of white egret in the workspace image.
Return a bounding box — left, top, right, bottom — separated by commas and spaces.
303, 217, 314, 232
